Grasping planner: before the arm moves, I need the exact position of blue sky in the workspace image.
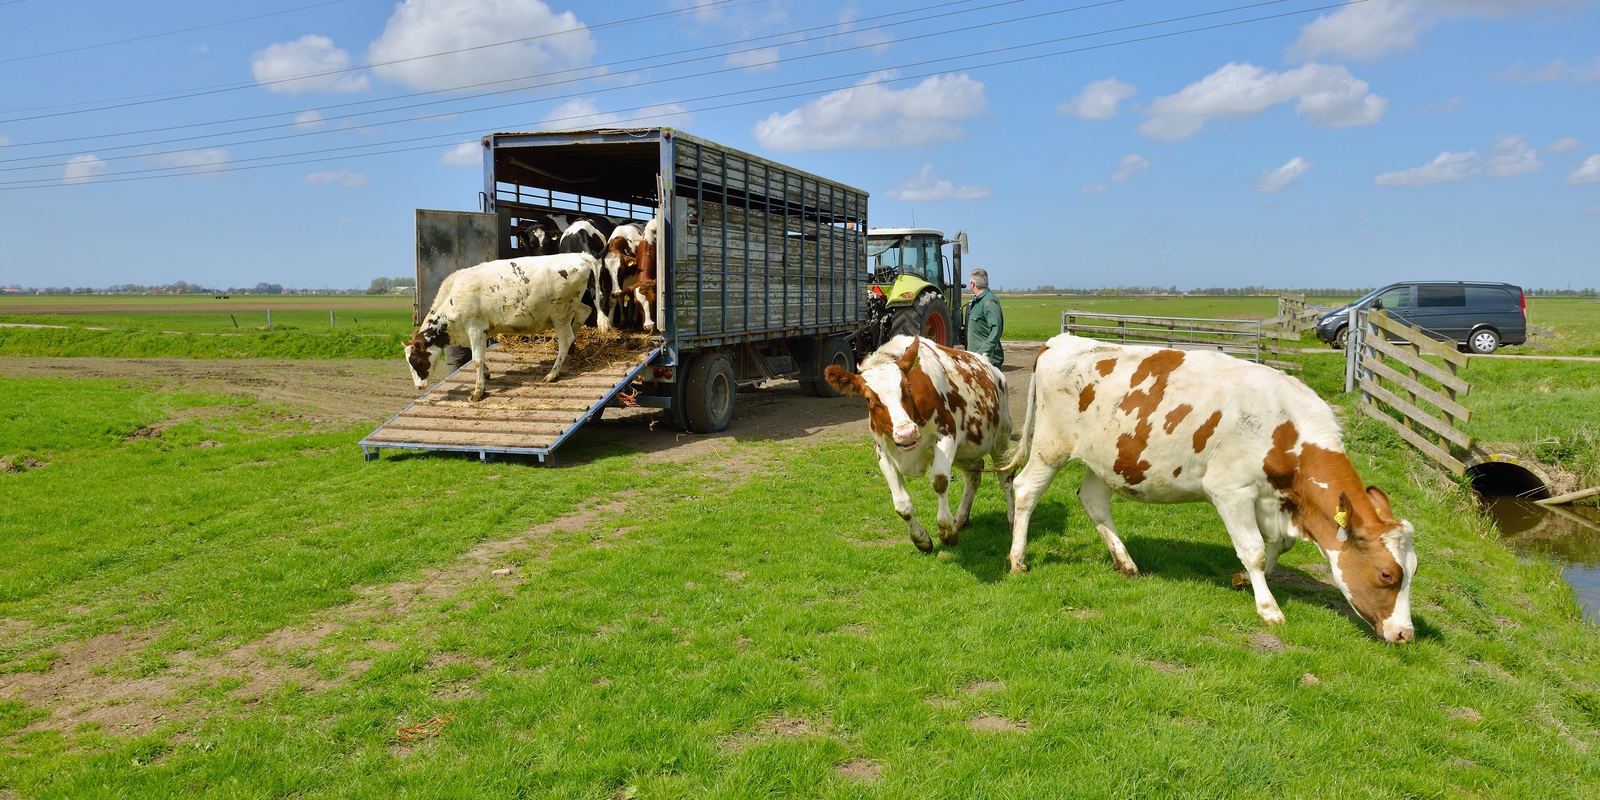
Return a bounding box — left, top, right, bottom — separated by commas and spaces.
0, 0, 1595, 291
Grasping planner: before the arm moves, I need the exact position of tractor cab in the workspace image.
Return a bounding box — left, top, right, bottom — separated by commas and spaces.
864, 227, 969, 348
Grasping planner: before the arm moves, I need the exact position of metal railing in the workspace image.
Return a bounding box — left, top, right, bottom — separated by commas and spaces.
1060, 310, 1300, 370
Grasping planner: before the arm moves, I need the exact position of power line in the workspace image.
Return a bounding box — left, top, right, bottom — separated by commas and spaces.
0, 0, 1372, 190
1, 0, 357, 64
0, 0, 1008, 149
0, 0, 773, 117
1, 0, 1109, 169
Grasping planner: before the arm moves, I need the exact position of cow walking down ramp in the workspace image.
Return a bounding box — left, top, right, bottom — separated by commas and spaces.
405, 253, 596, 402
826, 335, 1015, 554
1004, 334, 1417, 643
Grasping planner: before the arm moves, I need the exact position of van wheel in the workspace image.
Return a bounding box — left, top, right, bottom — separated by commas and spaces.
801, 337, 856, 398
685, 353, 735, 433
1333, 326, 1348, 350
1468, 328, 1499, 355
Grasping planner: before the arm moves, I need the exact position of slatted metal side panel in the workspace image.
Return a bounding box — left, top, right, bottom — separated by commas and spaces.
670, 139, 866, 341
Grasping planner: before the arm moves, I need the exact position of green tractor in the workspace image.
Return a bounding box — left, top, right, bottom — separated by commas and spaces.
863, 227, 970, 350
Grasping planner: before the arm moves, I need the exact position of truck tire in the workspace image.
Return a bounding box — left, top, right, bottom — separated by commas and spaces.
889, 291, 951, 346
685, 352, 735, 433
801, 336, 856, 397
663, 354, 694, 432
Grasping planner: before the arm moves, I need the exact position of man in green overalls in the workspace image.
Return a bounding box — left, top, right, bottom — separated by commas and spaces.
965, 268, 1004, 367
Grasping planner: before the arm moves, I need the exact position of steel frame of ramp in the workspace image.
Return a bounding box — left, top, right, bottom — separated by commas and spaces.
360, 344, 667, 464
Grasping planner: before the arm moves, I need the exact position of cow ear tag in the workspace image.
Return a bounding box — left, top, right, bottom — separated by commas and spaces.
1334, 494, 1351, 542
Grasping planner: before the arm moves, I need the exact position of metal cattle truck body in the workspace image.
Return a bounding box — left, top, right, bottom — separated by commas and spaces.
362, 128, 870, 461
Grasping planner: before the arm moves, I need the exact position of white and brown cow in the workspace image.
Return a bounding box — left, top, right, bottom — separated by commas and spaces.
598, 222, 644, 331
1002, 334, 1417, 642
404, 253, 595, 401
631, 217, 660, 332
826, 335, 1015, 553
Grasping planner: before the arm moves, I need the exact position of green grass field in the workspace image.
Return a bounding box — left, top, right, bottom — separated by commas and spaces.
0, 296, 413, 336
3, 370, 1599, 797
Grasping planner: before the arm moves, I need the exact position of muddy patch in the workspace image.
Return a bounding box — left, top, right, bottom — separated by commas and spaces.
0, 455, 48, 473
968, 715, 1028, 733
836, 758, 882, 782
721, 715, 830, 753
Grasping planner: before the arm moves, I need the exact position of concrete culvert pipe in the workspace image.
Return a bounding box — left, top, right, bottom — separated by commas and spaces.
1465, 454, 1552, 500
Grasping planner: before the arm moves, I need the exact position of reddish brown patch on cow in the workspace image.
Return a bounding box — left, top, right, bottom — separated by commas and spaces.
1172, 466, 1182, 477
1114, 418, 1155, 485
1035, 343, 1050, 368
1163, 404, 1193, 434
861, 387, 895, 438
905, 367, 941, 431
1095, 358, 1117, 377
1117, 350, 1185, 421
1263, 421, 1300, 491
1078, 382, 1097, 412
1192, 411, 1223, 453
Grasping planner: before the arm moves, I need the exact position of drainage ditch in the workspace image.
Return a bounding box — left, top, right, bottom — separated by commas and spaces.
1468, 454, 1600, 622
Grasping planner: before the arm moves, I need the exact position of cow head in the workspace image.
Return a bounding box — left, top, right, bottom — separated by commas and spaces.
603, 237, 638, 288
825, 338, 937, 451
1313, 487, 1417, 643
403, 328, 444, 391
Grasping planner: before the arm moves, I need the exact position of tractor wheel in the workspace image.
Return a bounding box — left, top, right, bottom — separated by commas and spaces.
889, 291, 952, 346
800, 336, 857, 398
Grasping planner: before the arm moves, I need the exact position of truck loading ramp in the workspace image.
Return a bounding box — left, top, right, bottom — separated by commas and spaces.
361, 338, 665, 464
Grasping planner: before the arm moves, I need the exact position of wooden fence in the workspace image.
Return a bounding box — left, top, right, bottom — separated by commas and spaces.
1349, 309, 1473, 476
1060, 311, 1301, 370
1526, 323, 1560, 352
1275, 293, 1331, 334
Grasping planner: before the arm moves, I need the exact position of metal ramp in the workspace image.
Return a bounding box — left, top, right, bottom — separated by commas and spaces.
361, 343, 666, 463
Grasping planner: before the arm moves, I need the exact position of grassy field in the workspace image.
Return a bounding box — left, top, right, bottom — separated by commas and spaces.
3, 372, 1599, 797
0, 327, 405, 360
0, 296, 413, 336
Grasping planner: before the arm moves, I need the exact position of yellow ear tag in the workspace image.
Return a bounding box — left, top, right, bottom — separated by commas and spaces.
1334, 510, 1349, 529
910, 356, 920, 371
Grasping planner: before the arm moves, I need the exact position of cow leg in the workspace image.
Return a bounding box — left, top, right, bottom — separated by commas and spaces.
931, 438, 961, 546
1007, 455, 1064, 574
953, 462, 981, 532
1077, 471, 1140, 577
468, 328, 490, 402
876, 447, 931, 553
546, 314, 577, 382
1209, 488, 1285, 625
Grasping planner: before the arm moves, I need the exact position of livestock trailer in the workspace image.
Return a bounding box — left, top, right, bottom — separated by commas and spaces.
361, 127, 871, 462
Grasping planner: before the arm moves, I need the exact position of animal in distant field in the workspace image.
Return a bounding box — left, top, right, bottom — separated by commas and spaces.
826, 335, 1014, 553
404, 253, 595, 401
1001, 334, 1417, 643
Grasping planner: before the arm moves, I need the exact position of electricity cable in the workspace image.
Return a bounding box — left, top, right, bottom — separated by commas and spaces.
1, 0, 358, 64
0, 0, 1374, 190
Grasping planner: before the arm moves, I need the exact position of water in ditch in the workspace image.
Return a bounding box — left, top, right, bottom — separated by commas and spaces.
1483, 495, 1600, 622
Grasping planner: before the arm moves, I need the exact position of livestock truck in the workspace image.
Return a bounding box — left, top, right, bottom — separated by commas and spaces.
365, 127, 969, 463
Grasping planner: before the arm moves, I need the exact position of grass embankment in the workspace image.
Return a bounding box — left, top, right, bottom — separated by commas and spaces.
3, 374, 1599, 797
0, 327, 404, 360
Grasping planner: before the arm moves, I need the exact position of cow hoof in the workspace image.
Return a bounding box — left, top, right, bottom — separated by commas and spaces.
470, 390, 485, 402
912, 536, 934, 554
542, 372, 560, 383
938, 528, 959, 546
1259, 609, 1287, 625
1116, 564, 1141, 578
1230, 571, 1249, 590
1009, 562, 1029, 574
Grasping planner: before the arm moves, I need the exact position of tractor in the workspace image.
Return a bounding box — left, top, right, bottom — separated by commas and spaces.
861, 227, 970, 353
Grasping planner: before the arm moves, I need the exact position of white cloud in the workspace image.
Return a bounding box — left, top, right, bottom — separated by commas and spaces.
1056, 78, 1137, 120
440, 141, 482, 168
727, 47, 779, 72
250, 35, 369, 94
752, 72, 987, 152
1423, 96, 1463, 113
63, 154, 107, 184
293, 110, 326, 129
1374, 150, 1480, 186
0, 135, 11, 147
367, 0, 594, 92
884, 163, 991, 202
1490, 56, 1600, 83
541, 98, 691, 130
1139, 62, 1386, 141
1568, 155, 1600, 185
1483, 134, 1543, 177
1256, 157, 1314, 192
1546, 136, 1582, 154
140, 148, 230, 176
303, 170, 369, 186
1082, 154, 1148, 194
1586, 204, 1600, 215
1291, 0, 1591, 62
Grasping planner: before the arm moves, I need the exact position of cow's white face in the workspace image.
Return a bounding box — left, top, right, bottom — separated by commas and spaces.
403, 339, 441, 391
826, 341, 933, 452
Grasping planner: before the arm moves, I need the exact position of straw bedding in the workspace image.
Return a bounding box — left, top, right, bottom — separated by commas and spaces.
496, 328, 661, 373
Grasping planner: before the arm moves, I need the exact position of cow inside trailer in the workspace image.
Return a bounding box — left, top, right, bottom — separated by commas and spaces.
367, 128, 873, 463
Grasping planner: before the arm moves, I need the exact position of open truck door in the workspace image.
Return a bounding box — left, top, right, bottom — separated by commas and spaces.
415, 209, 498, 367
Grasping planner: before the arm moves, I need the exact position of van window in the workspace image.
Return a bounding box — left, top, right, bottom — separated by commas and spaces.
1375, 286, 1412, 309
1418, 285, 1466, 307
1466, 286, 1517, 310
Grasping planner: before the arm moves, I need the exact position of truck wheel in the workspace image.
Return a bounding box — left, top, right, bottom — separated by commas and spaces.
685, 352, 735, 433
801, 337, 856, 398
889, 292, 951, 346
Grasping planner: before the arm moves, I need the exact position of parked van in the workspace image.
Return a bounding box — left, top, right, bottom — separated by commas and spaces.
1315, 281, 1526, 354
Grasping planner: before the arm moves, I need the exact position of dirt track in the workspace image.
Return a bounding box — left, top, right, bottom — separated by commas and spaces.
0, 342, 1046, 462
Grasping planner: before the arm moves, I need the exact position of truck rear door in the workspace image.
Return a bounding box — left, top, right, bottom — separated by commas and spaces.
415, 209, 498, 326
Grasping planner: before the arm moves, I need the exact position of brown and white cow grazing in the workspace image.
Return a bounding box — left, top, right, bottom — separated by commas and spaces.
405, 253, 595, 401
826, 335, 1015, 553
1002, 334, 1417, 643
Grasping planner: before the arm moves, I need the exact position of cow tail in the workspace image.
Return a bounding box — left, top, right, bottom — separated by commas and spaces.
995, 369, 1038, 474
